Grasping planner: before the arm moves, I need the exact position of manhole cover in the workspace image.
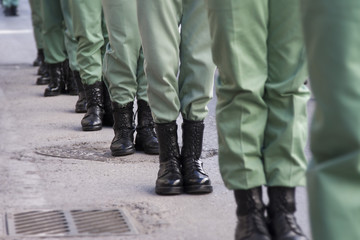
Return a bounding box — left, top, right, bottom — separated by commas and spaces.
5, 209, 137, 237
34, 142, 114, 162
34, 142, 218, 162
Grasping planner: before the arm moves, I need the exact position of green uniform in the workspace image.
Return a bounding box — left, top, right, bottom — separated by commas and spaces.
102, 0, 147, 105
302, 1, 360, 240
68, 0, 107, 85
2, 0, 18, 7
136, 0, 215, 123
41, 0, 66, 64
41, 0, 77, 68
29, 0, 43, 51
206, 0, 310, 190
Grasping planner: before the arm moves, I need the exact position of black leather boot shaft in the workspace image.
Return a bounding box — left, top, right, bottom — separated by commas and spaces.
135, 100, 159, 155
37, 59, 48, 76
267, 187, 308, 240
36, 62, 50, 85
102, 81, 114, 127
110, 102, 135, 156
33, 49, 44, 67
65, 67, 79, 96
234, 187, 271, 240
81, 81, 104, 131
155, 122, 183, 195
74, 71, 87, 113
44, 62, 65, 97
181, 119, 212, 194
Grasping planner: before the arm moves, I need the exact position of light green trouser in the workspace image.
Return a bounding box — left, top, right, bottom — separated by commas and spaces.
302, 1, 360, 240
2, 0, 18, 7
206, 0, 310, 190
102, 0, 147, 106
29, 0, 43, 50
136, 0, 215, 123
41, 0, 66, 64
69, 0, 107, 85
61, 0, 78, 71
41, 0, 77, 68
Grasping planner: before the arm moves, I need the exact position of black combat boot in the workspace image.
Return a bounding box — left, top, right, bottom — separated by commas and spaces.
4, 7, 11, 16
63, 61, 78, 95
267, 187, 308, 240
33, 49, 44, 67
155, 121, 183, 195
81, 81, 104, 131
74, 71, 87, 113
44, 62, 65, 97
135, 100, 159, 155
37, 59, 48, 76
110, 102, 135, 156
102, 81, 114, 127
234, 187, 271, 240
180, 119, 212, 194
10, 5, 17, 16
36, 63, 50, 85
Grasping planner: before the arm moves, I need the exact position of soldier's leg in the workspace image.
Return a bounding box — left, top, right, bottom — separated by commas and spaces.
29, 0, 44, 67
60, 0, 79, 96
137, 0, 184, 195
69, 0, 105, 131
178, 0, 214, 194
264, 0, 309, 188
41, 0, 66, 96
302, 1, 360, 239
207, 0, 268, 190
102, 0, 158, 156
264, 1, 310, 239
207, 1, 271, 238
137, 0, 182, 124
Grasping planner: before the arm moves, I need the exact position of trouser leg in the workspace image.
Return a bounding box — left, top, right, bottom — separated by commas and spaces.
102, 0, 144, 105
207, 0, 268, 189
41, 0, 66, 64
29, 0, 43, 50
178, 0, 215, 121
137, 0, 182, 123
302, 1, 360, 240
69, 0, 103, 85
263, 0, 309, 187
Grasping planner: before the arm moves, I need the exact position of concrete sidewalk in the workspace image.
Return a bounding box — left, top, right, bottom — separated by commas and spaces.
0, 1, 312, 239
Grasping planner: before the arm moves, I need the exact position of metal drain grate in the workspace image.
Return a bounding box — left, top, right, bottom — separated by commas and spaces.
71, 209, 132, 234
9, 210, 69, 236
6, 209, 136, 237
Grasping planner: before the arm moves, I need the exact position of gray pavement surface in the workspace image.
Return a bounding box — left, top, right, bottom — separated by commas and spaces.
0, 1, 313, 239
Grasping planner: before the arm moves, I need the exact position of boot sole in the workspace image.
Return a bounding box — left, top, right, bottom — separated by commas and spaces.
44, 91, 61, 97
184, 185, 213, 194
82, 125, 102, 131
155, 186, 183, 195
111, 148, 135, 157
135, 145, 159, 155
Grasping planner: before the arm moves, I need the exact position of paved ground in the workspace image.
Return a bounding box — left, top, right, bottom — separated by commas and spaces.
0, 1, 313, 239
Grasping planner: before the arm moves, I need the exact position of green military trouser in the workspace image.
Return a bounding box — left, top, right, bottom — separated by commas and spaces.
68, 0, 107, 85
206, 0, 310, 190
61, 0, 78, 71
102, 0, 147, 106
2, 0, 18, 7
29, 0, 43, 50
302, 1, 360, 240
41, 0, 66, 64
41, 0, 77, 68
136, 0, 215, 123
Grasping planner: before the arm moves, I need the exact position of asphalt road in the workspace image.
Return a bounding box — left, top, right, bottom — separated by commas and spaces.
0, 1, 313, 239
